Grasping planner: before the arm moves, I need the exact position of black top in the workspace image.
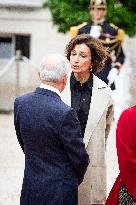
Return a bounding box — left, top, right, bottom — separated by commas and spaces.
70, 72, 93, 137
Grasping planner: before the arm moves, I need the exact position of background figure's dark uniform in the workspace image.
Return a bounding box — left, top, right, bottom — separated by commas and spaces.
78, 21, 125, 90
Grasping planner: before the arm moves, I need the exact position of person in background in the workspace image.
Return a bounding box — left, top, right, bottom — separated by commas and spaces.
105, 106, 136, 204
61, 34, 114, 205
14, 54, 89, 205
70, 0, 125, 90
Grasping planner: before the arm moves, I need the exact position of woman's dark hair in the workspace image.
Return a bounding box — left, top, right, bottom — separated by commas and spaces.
65, 34, 111, 73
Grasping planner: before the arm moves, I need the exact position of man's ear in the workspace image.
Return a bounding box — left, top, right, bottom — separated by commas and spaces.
36, 71, 41, 81
61, 74, 68, 90
63, 74, 68, 85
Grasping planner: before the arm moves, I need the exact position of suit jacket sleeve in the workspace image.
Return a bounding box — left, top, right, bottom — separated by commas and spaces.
114, 44, 125, 65
59, 108, 90, 185
14, 98, 24, 152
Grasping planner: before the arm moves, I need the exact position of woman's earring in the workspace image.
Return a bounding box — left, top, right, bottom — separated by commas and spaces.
90, 65, 92, 71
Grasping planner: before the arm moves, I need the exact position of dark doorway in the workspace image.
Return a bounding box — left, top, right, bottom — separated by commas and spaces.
15, 35, 30, 58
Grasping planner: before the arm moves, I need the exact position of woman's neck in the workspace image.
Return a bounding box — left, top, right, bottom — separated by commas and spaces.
74, 71, 91, 85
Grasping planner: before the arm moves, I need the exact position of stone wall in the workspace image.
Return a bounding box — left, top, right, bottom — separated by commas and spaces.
0, 7, 70, 111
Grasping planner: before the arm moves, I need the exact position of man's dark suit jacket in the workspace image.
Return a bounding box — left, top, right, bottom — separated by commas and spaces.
14, 87, 89, 205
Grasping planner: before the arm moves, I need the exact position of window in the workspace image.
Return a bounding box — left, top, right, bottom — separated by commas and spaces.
0, 37, 12, 58
0, 34, 30, 59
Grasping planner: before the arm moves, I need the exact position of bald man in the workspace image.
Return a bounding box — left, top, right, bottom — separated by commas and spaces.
14, 54, 89, 205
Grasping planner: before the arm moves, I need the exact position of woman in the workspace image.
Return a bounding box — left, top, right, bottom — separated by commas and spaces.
105, 106, 136, 205
61, 34, 114, 205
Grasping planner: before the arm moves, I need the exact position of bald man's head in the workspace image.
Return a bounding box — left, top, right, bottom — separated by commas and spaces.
39, 54, 69, 82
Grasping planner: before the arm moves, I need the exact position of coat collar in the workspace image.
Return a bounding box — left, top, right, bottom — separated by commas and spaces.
40, 83, 61, 97
84, 75, 110, 148
92, 74, 108, 89
35, 87, 61, 100
61, 73, 109, 106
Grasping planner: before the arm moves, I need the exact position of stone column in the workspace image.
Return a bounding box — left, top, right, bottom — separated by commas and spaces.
123, 35, 136, 107
113, 35, 136, 120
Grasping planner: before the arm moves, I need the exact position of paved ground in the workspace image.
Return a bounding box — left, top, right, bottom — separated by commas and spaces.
0, 113, 24, 205
0, 112, 119, 205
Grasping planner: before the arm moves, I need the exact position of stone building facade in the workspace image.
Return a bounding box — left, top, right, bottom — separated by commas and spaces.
0, 0, 69, 111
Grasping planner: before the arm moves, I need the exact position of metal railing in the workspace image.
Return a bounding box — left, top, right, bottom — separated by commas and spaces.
0, 50, 37, 97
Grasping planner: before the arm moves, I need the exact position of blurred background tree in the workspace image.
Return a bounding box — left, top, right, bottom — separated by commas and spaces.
44, 0, 136, 37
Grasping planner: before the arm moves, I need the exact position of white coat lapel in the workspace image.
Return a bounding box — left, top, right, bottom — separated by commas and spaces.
84, 75, 110, 148
61, 72, 71, 106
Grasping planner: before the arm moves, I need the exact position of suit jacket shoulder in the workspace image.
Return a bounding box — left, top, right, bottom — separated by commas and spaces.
102, 21, 118, 36
15, 91, 34, 104
78, 22, 92, 34
16, 88, 75, 129
78, 21, 118, 36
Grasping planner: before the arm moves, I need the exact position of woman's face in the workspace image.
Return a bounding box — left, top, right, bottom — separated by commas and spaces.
70, 43, 92, 74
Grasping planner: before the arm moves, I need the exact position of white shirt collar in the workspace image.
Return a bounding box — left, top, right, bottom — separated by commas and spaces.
40, 83, 61, 97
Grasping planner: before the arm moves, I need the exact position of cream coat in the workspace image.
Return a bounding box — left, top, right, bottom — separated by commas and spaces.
61, 74, 114, 205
